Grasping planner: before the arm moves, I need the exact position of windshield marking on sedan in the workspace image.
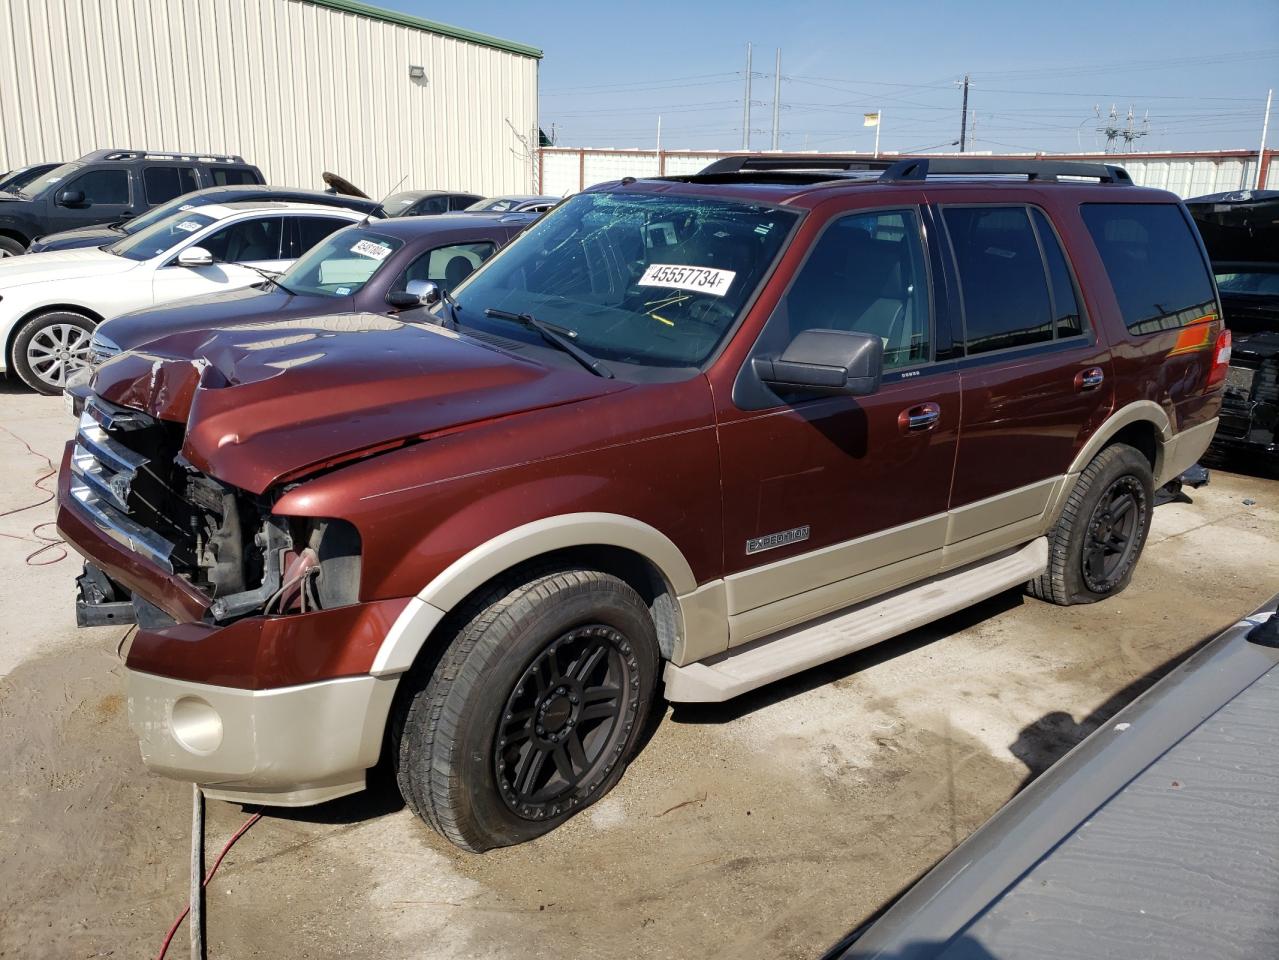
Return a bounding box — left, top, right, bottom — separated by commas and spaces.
351, 239, 393, 260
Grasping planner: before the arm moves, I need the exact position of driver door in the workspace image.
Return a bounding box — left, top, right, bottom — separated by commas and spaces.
715, 205, 961, 645
45, 166, 134, 231
151, 215, 285, 304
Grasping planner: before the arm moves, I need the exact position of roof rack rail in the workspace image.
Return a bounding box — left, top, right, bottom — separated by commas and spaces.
79, 148, 248, 164
698, 154, 897, 175
879, 157, 1132, 184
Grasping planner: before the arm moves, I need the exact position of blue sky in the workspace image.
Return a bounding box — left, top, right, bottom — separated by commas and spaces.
396, 0, 1277, 154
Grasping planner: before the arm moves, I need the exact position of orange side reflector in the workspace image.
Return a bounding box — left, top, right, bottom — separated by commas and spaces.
1168, 314, 1218, 356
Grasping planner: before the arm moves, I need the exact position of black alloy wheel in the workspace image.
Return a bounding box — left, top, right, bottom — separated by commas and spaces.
496, 624, 640, 821
1081, 475, 1145, 593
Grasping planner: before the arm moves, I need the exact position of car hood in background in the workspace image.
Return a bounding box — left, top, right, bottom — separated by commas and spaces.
100, 286, 338, 353
90, 313, 630, 494
1186, 190, 1279, 265
0, 246, 135, 285
27, 225, 119, 252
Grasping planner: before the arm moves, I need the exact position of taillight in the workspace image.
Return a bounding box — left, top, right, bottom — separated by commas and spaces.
1207, 328, 1232, 388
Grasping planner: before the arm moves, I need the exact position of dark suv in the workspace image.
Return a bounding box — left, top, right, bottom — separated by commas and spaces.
0, 149, 263, 256
57, 156, 1226, 853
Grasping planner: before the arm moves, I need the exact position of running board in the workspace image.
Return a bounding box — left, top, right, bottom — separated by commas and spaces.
663, 537, 1048, 703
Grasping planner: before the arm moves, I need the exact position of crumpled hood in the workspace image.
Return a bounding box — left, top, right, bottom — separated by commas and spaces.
0, 246, 134, 285
90, 312, 630, 494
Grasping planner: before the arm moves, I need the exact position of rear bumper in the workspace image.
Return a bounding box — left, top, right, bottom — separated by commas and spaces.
128, 668, 399, 806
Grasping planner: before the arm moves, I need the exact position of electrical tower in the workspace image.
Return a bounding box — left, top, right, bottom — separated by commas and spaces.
1096, 105, 1149, 154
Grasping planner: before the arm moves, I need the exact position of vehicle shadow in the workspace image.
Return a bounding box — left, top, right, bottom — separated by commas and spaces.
667, 589, 1024, 726
253, 757, 407, 825
0, 377, 35, 396
1007, 628, 1221, 791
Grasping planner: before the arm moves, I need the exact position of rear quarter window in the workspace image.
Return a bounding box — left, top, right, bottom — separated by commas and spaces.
1080, 203, 1216, 335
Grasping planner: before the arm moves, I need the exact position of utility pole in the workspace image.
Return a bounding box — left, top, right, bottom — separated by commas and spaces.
742, 42, 753, 151
1257, 88, 1273, 190
771, 48, 781, 150
958, 73, 970, 153
656, 114, 662, 153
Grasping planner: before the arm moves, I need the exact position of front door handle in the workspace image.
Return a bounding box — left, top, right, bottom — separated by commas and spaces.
898, 401, 941, 433
1075, 366, 1105, 391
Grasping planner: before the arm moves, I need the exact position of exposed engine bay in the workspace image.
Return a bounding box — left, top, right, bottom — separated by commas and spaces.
70, 394, 361, 626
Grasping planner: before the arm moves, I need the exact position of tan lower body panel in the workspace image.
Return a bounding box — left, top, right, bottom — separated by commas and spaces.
1156, 417, 1218, 486
127, 669, 398, 806
663, 537, 1048, 703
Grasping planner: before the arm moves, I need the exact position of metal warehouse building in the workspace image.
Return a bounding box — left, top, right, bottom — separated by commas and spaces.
0, 0, 541, 196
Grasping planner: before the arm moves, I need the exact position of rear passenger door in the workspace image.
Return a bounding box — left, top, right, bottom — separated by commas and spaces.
141, 165, 200, 209
939, 203, 1112, 556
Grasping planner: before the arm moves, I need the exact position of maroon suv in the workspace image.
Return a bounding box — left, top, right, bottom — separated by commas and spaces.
57, 156, 1228, 851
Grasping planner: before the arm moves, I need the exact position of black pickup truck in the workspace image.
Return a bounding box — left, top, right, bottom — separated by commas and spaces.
0, 149, 263, 256
1188, 190, 1279, 462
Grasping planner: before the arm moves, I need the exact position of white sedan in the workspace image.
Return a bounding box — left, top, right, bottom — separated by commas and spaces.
0, 201, 366, 393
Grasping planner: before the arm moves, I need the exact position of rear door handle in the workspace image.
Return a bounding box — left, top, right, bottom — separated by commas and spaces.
1075, 366, 1105, 391
898, 401, 941, 433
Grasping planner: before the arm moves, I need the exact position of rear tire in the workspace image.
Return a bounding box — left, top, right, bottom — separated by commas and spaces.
1028, 443, 1154, 606
0, 235, 25, 258
393, 568, 660, 852
12, 310, 96, 395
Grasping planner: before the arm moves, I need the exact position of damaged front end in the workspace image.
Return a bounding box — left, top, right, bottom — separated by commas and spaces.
68, 394, 361, 628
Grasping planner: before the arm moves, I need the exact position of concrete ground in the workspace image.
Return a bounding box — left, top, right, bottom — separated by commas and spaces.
2, 378, 1277, 959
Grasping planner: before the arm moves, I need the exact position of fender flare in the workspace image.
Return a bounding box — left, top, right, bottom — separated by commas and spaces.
370, 512, 699, 676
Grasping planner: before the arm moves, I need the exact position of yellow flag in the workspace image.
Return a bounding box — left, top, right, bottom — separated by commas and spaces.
863, 112, 880, 127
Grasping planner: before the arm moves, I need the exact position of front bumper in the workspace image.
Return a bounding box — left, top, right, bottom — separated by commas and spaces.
128, 668, 399, 806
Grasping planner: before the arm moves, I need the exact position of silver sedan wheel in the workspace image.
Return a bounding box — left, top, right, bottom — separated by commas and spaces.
0, 247, 12, 258
25, 322, 92, 389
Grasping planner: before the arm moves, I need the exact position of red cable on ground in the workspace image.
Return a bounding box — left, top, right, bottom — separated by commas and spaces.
155, 811, 263, 960
0, 425, 67, 565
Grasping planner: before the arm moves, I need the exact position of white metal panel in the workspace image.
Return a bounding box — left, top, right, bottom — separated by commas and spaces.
0, 0, 539, 196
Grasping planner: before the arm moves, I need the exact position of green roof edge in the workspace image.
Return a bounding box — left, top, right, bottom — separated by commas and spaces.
300, 0, 543, 58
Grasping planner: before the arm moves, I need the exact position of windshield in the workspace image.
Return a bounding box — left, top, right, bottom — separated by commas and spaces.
16, 160, 82, 199
119, 192, 211, 235
1216, 268, 1279, 297
451, 191, 798, 369
278, 228, 404, 297
108, 211, 218, 261
466, 198, 517, 212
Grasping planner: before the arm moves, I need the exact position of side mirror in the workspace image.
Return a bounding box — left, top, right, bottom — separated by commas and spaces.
176, 246, 214, 268
752, 328, 883, 397
56, 189, 87, 208
387, 280, 440, 310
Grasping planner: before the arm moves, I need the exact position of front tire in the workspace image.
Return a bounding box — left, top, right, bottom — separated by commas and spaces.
1028, 442, 1154, 605
393, 569, 660, 852
12, 310, 96, 395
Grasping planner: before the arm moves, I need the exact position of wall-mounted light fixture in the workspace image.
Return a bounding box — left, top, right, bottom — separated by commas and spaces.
408, 65, 426, 81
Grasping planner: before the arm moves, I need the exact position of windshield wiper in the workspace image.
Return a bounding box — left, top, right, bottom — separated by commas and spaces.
435, 286, 462, 330
233, 261, 298, 297
483, 307, 614, 379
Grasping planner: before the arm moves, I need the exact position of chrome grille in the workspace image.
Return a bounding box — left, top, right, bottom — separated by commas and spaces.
69, 397, 176, 571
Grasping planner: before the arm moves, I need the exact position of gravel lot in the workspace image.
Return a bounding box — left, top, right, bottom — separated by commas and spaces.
2, 380, 1276, 959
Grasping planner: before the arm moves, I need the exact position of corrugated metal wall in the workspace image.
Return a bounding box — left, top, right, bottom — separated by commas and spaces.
540, 148, 1276, 199
0, 0, 539, 196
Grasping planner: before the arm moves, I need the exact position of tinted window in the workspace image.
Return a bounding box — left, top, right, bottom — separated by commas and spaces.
1031, 209, 1084, 338
944, 206, 1053, 355
420, 196, 449, 215
69, 169, 130, 205
449, 195, 479, 211
395, 241, 497, 294
764, 209, 931, 370
201, 216, 284, 262
143, 166, 199, 205
293, 215, 355, 256
211, 167, 258, 187
1081, 203, 1217, 334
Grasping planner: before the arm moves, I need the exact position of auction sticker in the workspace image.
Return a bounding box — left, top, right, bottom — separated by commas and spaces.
351, 239, 392, 261
637, 263, 735, 296
175, 220, 203, 232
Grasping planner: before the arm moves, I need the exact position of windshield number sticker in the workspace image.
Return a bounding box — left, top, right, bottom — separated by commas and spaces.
351, 239, 392, 261
335, 286, 352, 295
175, 220, 202, 232
638, 263, 736, 297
